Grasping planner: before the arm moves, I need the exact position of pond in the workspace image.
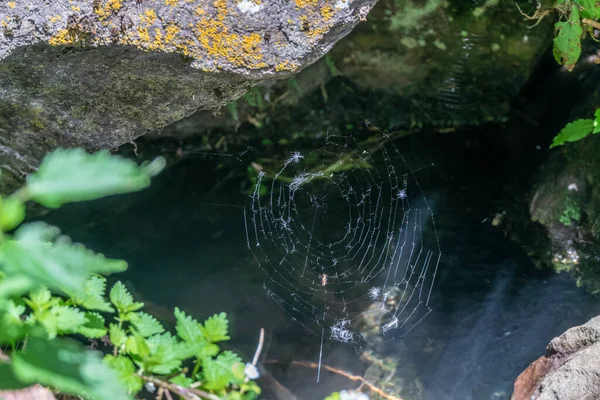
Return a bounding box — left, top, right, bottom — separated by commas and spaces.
41, 110, 600, 400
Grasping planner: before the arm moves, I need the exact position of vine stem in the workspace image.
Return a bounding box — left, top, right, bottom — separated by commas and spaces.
137, 374, 220, 400
265, 359, 404, 400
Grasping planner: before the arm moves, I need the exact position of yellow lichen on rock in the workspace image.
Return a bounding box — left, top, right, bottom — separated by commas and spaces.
295, 0, 318, 8
42, 0, 345, 73
7, 2, 16, 9
321, 5, 333, 21
192, 0, 267, 69
94, 0, 122, 21
48, 28, 76, 45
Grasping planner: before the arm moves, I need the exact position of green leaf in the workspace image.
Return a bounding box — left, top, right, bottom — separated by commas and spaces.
11, 336, 130, 400
77, 312, 108, 339
24, 287, 56, 311
592, 109, 600, 134
109, 323, 127, 350
0, 301, 27, 342
103, 355, 143, 395
575, 0, 600, 19
130, 312, 165, 337
203, 351, 242, 391
68, 275, 114, 312
174, 307, 204, 343
110, 282, 144, 314
0, 196, 25, 231
324, 392, 342, 400
201, 312, 230, 343
124, 333, 150, 360
27, 148, 166, 209
169, 374, 193, 388
36, 305, 86, 338
2, 223, 127, 294
0, 364, 28, 390
553, 6, 583, 71
175, 308, 219, 358
142, 332, 195, 375
551, 118, 594, 147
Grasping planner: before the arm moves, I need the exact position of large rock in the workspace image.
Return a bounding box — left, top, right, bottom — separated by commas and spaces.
0, 0, 375, 192
155, 0, 554, 144
512, 315, 600, 400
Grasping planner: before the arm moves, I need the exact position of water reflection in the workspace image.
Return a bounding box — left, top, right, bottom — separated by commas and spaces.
42, 152, 600, 400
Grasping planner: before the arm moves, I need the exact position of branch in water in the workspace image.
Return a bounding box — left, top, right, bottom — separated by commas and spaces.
265, 359, 404, 400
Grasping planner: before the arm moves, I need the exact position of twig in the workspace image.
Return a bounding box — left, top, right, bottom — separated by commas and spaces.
138, 375, 219, 400
164, 389, 174, 400
583, 18, 600, 30
244, 328, 265, 383
265, 360, 403, 400
156, 386, 164, 400
252, 328, 265, 366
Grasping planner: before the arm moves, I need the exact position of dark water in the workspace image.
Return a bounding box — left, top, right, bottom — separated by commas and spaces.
41, 127, 600, 400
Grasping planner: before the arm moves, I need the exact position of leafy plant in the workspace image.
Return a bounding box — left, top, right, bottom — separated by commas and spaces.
560, 197, 582, 226
518, 0, 600, 71
0, 148, 260, 400
551, 108, 600, 147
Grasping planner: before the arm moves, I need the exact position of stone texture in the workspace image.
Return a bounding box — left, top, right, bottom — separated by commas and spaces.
0, 0, 375, 192
512, 315, 600, 400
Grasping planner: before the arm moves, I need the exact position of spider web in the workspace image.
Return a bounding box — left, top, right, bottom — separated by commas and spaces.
244, 125, 442, 374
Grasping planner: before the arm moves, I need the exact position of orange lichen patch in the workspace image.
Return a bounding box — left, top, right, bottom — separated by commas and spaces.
94, 0, 123, 21
294, 0, 318, 8
48, 29, 76, 45
320, 5, 333, 21
165, 0, 179, 5
275, 60, 299, 71
7, 2, 16, 9
192, 0, 267, 69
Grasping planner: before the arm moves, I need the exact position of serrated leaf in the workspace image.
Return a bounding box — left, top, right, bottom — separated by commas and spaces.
130, 312, 164, 337
125, 333, 150, 360
203, 351, 242, 391
2, 224, 127, 294
27, 148, 166, 209
109, 323, 127, 349
174, 307, 204, 343
553, 7, 583, 71
77, 312, 107, 339
175, 308, 220, 358
68, 276, 114, 313
0, 196, 25, 231
24, 287, 55, 311
104, 355, 143, 395
551, 118, 594, 148
36, 305, 86, 338
201, 313, 230, 343
141, 333, 196, 375
11, 336, 130, 400
110, 282, 143, 314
